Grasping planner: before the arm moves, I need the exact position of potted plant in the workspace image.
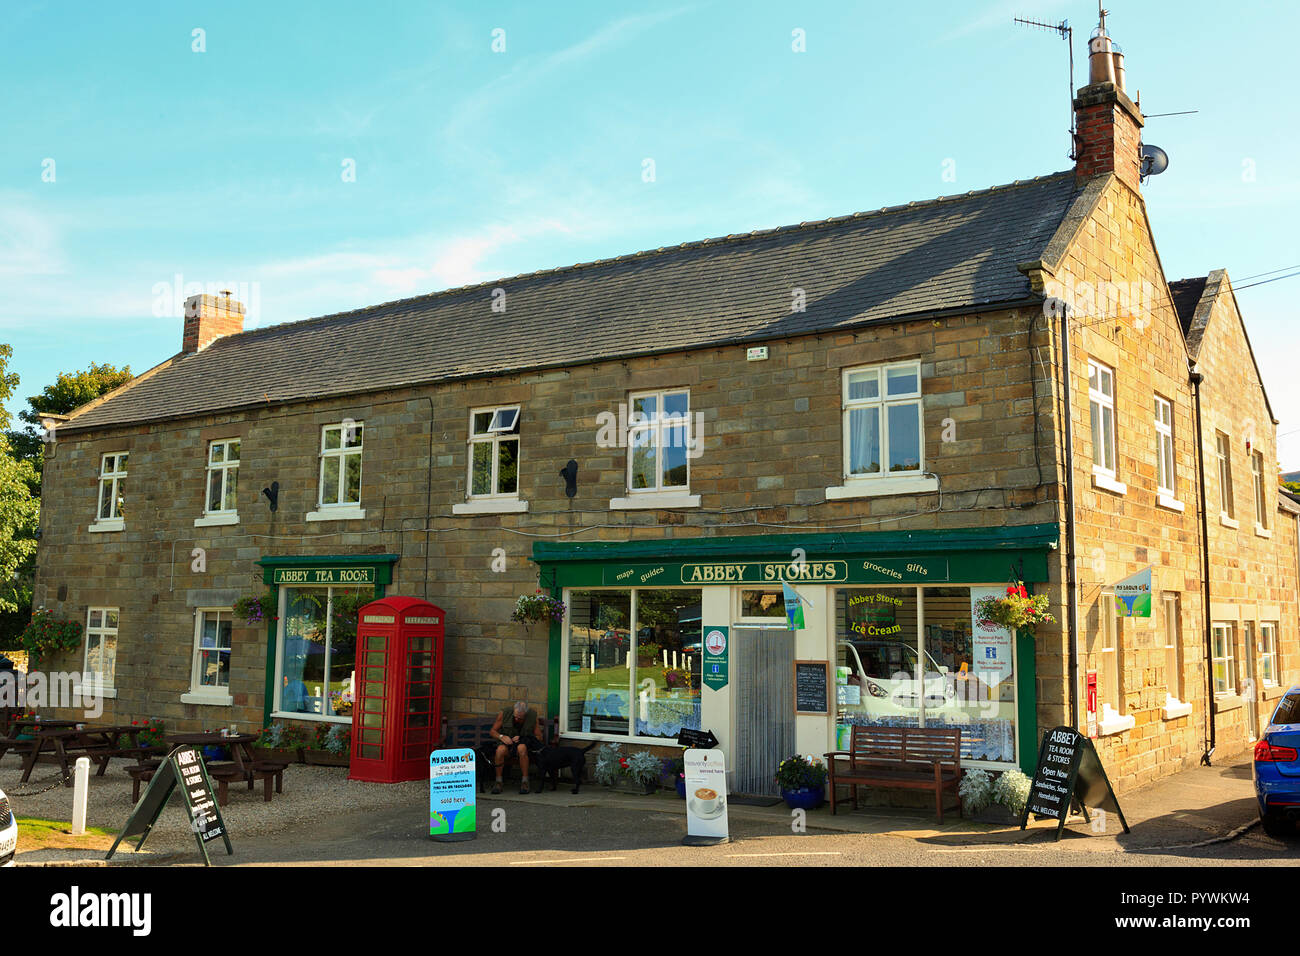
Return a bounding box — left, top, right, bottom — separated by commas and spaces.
991, 769, 1031, 820
17, 609, 82, 667
511, 590, 566, 627
593, 742, 625, 788
973, 581, 1056, 636
253, 722, 309, 763
959, 768, 994, 817
668, 756, 686, 798
130, 718, 166, 755
625, 750, 663, 794
663, 667, 691, 693
775, 754, 827, 810
636, 641, 661, 667
304, 723, 351, 766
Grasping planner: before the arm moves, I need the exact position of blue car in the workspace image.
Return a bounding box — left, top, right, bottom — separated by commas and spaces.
1254, 687, 1300, 837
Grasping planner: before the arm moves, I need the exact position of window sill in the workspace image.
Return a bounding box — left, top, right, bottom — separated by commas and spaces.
194, 513, 239, 528
305, 506, 366, 522
609, 493, 701, 510
73, 685, 117, 699
452, 498, 529, 515
270, 711, 351, 724
825, 475, 939, 499
1156, 494, 1185, 513
181, 692, 233, 706
1098, 709, 1135, 736
1263, 684, 1284, 701
1254, 524, 1272, 539
1218, 514, 1239, 529
1091, 471, 1127, 496
1213, 694, 1243, 713
87, 518, 124, 533
1162, 698, 1193, 720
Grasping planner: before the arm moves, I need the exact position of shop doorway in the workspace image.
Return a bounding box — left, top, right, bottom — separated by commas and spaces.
731, 625, 796, 797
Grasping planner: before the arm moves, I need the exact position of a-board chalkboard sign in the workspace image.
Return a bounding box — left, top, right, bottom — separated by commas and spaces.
676, 728, 719, 749
1020, 726, 1129, 841
105, 746, 233, 865
793, 660, 830, 715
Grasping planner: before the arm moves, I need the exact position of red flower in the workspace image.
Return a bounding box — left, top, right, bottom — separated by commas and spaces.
1019, 585, 1029, 599
1006, 586, 1016, 596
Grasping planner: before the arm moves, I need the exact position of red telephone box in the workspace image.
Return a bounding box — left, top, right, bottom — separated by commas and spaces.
348, 596, 445, 783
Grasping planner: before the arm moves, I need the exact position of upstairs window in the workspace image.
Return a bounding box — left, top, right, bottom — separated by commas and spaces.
97, 453, 127, 520
842, 362, 923, 478
319, 422, 363, 508
1154, 396, 1175, 497
627, 390, 691, 492
1088, 360, 1116, 475
205, 439, 240, 514
1252, 450, 1268, 530
468, 406, 520, 498
1215, 432, 1234, 519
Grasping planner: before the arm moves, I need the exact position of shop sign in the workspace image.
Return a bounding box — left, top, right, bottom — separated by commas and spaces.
429, 748, 476, 842
1112, 567, 1153, 617
702, 626, 728, 690
683, 748, 729, 845
599, 557, 948, 587
106, 746, 232, 866
1021, 726, 1128, 842
273, 566, 376, 586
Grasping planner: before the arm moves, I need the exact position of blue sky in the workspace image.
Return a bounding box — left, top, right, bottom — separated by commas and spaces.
2, 1, 1298, 463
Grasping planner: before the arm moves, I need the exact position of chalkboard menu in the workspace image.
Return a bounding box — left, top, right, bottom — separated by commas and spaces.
1020, 726, 1128, 841
793, 660, 829, 715
106, 746, 234, 865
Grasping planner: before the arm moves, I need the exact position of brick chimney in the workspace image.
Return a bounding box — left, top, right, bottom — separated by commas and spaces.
1073, 13, 1144, 192
183, 291, 244, 354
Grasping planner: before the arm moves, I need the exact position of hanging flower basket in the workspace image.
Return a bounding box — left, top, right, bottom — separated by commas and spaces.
973, 581, 1056, 636
18, 610, 82, 666
511, 590, 566, 626
234, 591, 279, 627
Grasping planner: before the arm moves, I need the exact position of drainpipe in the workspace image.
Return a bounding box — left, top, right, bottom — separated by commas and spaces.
1059, 301, 1081, 729
1190, 366, 1215, 765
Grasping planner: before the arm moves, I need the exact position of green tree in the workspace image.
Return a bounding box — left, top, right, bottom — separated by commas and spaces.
0, 347, 40, 647
8, 361, 133, 475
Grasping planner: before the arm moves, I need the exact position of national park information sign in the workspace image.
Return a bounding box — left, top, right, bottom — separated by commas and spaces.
1020, 726, 1129, 841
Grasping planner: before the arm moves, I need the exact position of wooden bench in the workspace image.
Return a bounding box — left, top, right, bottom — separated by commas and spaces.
443, 715, 559, 791
824, 726, 963, 823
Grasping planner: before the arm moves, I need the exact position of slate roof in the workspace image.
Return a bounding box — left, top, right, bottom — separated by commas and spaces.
1168, 276, 1208, 354
65, 171, 1080, 432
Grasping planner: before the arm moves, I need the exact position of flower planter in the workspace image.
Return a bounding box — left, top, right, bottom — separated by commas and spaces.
970, 803, 1020, 825
252, 746, 303, 765
302, 748, 350, 767
781, 786, 825, 811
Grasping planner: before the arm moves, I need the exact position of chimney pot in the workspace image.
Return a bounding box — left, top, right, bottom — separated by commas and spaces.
182, 292, 245, 354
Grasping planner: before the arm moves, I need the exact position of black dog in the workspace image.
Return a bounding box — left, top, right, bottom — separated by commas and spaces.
533, 741, 599, 794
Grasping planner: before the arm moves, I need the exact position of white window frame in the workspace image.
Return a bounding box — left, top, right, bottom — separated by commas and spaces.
89, 453, 128, 532
182, 608, 234, 705
196, 439, 240, 527
82, 607, 119, 694
308, 422, 366, 521
1260, 622, 1278, 688
625, 389, 693, 495
1216, 431, 1236, 525
1252, 450, 1269, 533
1088, 360, 1125, 496
1154, 395, 1176, 498
460, 405, 523, 506
841, 361, 925, 480
1211, 622, 1236, 697
271, 586, 359, 724
1161, 592, 1191, 719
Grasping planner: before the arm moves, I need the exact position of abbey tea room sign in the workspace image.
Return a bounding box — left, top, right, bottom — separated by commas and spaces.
273, 567, 376, 586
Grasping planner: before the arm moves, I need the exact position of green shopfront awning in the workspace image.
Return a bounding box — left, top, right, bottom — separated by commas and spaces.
532, 524, 1059, 589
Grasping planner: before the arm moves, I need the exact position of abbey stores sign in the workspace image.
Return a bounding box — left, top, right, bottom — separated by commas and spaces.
600, 558, 949, 587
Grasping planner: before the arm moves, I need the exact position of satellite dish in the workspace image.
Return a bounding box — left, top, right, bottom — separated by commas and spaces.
1140, 144, 1170, 178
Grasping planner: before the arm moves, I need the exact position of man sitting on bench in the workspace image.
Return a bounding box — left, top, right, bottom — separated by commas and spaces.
490, 700, 541, 794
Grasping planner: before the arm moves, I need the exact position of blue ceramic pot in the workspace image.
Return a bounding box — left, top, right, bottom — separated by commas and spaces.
676, 777, 686, 799
781, 785, 825, 810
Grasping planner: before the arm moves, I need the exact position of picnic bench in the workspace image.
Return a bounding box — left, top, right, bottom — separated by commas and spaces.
443, 714, 559, 791
166, 733, 286, 806
824, 725, 963, 823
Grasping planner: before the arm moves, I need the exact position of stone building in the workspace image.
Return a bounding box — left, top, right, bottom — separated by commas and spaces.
31, 18, 1298, 795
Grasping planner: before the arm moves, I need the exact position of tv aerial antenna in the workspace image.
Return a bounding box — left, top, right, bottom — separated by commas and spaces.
1014, 15, 1075, 160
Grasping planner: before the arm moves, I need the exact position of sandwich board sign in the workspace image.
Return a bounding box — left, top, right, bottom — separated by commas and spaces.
682, 748, 729, 846
1020, 726, 1129, 841
105, 746, 232, 865
429, 748, 476, 841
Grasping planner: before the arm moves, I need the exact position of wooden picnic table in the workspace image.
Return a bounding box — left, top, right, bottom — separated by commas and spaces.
14, 723, 158, 786
166, 733, 284, 805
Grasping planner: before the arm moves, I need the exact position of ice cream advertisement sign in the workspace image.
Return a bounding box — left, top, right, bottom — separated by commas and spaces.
1112, 567, 1153, 618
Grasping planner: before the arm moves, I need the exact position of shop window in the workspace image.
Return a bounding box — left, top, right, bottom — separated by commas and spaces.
316, 422, 364, 512
275, 587, 365, 721
1154, 396, 1175, 498
1211, 622, 1236, 696
832, 587, 1017, 766
1215, 432, 1234, 520
1088, 360, 1116, 475
738, 588, 785, 619
467, 405, 520, 498
842, 362, 922, 479
188, 609, 233, 701
564, 588, 702, 740
83, 607, 119, 691
1261, 622, 1278, 687
626, 390, 692, 493
205, 439, 240, 515
90, 453, 127, 531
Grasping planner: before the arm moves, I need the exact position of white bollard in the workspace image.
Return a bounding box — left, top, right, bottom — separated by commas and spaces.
72, 757, 90, 836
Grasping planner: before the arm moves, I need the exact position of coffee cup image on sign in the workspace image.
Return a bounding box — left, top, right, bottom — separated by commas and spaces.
692, 788, 723, 815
